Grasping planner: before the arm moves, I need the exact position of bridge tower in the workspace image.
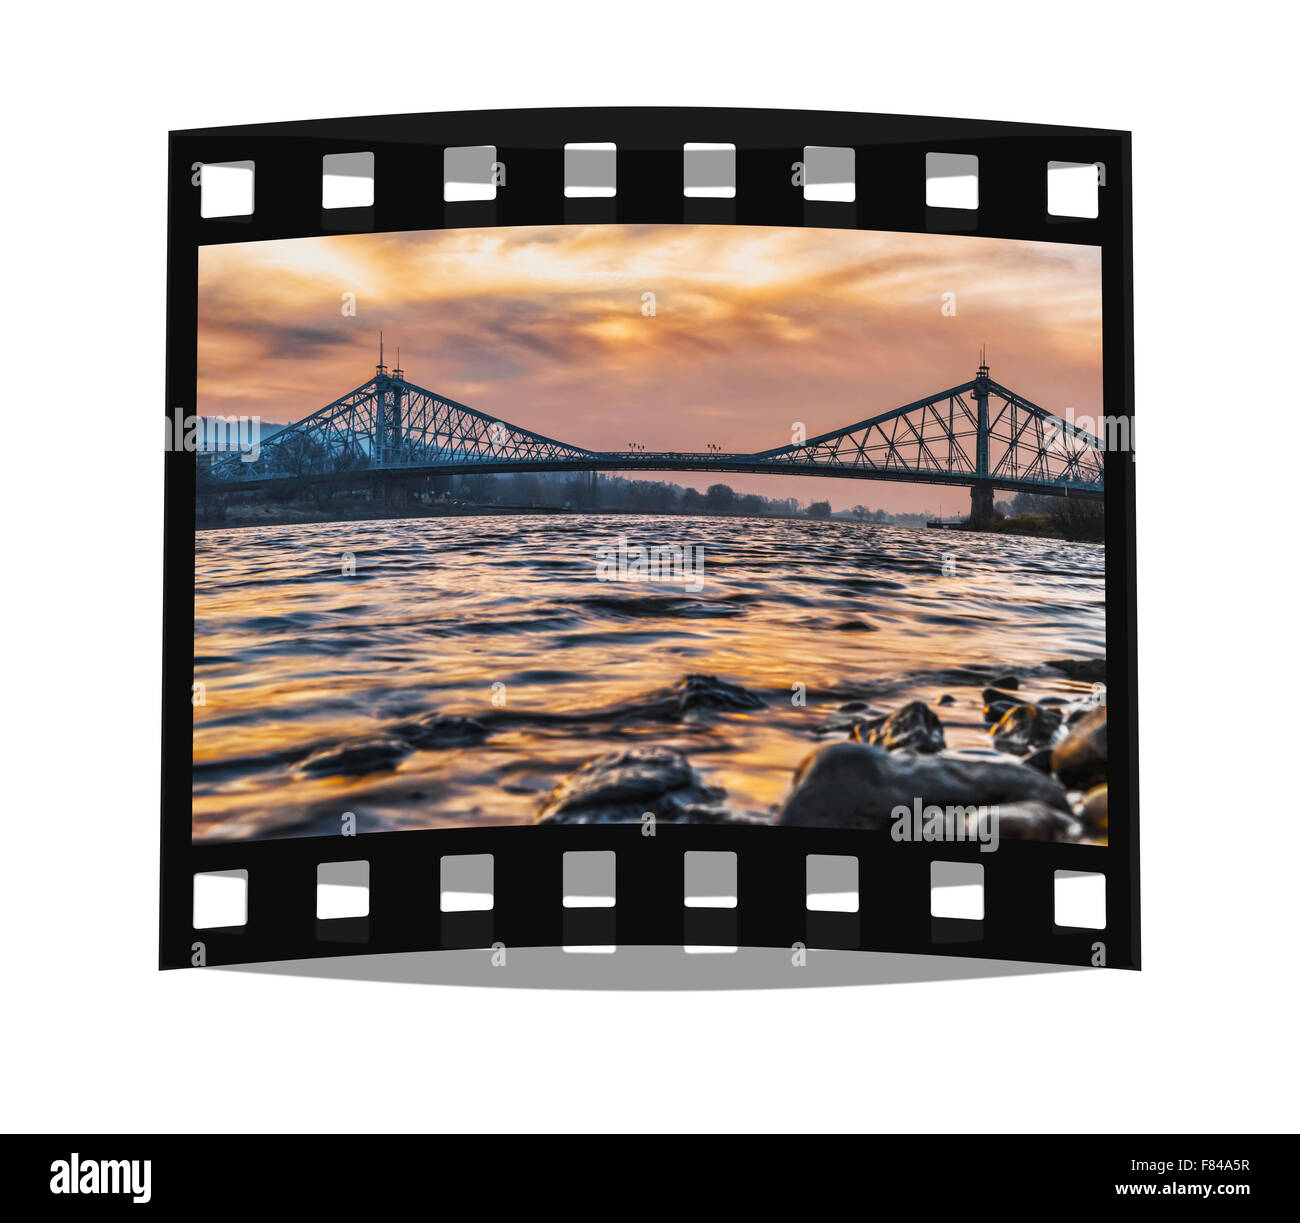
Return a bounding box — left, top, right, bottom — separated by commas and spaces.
970, 351, 996, 527
372, 334, 388, 464
372, 335, 411, 505
371, 334, 407, 466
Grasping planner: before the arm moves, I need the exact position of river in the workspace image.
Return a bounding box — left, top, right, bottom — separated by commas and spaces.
192, 514, 1105, 841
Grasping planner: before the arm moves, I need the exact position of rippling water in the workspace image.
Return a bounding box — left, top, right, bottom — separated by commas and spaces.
192, 514, 1105, 841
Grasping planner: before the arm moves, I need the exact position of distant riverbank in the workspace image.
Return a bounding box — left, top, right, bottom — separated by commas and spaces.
956, 512, 1105, 543
196, 500, 570, 531
197, 500, 884, 532
196, 501, 1099, 536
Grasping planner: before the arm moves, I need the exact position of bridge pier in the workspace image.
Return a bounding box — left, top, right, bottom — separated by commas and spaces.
969, 482, 996, 528
371, 474, 412, 509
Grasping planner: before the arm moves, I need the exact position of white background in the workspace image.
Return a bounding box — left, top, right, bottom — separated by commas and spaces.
2, 1, 1296, 1133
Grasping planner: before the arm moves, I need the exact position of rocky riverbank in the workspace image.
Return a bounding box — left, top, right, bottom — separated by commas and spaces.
276, 665, 1109, 841
250, 664, 1109, 842
529, 665, 1109, 841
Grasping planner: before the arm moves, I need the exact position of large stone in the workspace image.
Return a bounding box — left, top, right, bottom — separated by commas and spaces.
774, 741, 1071, 830
536, 745, 731, 824
541, 803, 755, 826
994, 801, 1086, 842
854, 701, 946, 753
1023, 747, 1055, 775
1079, 784, 1108, 835
990, 704, 1064, 755
1052, 706, 1108, 790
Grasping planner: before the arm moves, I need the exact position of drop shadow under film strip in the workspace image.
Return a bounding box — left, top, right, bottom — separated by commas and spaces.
163, 107, 1137, 972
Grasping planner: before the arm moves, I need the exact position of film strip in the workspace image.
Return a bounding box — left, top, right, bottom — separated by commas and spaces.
162, 107, 1138, 972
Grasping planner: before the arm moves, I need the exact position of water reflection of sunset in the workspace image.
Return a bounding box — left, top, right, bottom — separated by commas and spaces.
193, 517, 1105, 841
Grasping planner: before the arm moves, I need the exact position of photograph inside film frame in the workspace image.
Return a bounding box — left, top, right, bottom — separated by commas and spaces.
191, 222, 1112, 850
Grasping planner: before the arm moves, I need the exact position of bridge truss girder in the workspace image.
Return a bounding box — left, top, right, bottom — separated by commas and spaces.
751, 377, 1104, 493
202, 374, 596, 483
200, 370, 1105, 499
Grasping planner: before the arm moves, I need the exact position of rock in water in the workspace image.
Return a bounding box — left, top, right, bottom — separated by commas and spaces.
1079, 784, 1108, 835
994, 802, 1086, 841
536, 745, 732, 824
983, 700, 1017, 725
1049, 657, 1106, 683
938, 694, 956, 706
1023, 747, 1055, 775
1052, 706, 1108, 790
298, 738, 411, 777
774, 741, 1070, 830
982, 687, 1021, 707
990, 704, 1065, 754
393, 714, 489, 749
991, 674, 1020, 690
638, 673, 766, 720
853, 701, 946, 753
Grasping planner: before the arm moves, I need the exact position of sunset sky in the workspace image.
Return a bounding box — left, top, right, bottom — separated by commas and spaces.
197, 224, 1102, 513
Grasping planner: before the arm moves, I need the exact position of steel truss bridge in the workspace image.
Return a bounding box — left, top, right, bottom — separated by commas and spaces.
200, 358, 1105, 522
